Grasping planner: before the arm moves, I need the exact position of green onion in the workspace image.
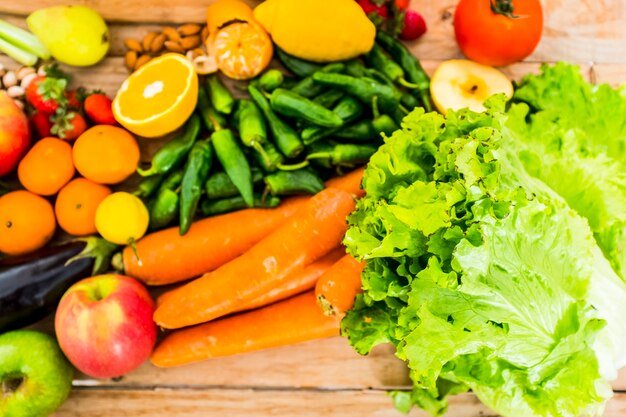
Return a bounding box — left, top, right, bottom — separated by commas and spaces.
0, 19, 50, 60
0, 37, 37, 66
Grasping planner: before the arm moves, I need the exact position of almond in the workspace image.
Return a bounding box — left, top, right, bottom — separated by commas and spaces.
142, 31, 158, 52
150, 33, 167, 54
134, 54, 152, 71
124, 38, 143, 53
162, 26, 181, 42
180, 35, 201, 50
178, 23, 202, 36
164, 40, 185, 54
125, 50, 138, 71
201, 25, 209, 42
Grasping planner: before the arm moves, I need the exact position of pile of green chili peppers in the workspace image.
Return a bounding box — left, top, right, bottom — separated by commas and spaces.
134, 32, 432, 236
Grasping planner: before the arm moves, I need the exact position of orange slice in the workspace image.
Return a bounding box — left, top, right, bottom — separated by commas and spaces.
212, 22, 273, 80
113, 53, 198, 138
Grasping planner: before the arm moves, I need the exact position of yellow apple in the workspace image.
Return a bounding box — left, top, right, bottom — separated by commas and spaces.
430, 59, 513, 114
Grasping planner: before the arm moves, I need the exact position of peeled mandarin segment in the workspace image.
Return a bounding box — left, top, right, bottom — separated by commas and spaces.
206, 0, 255, 34
213, 22, 272, 80
112, 53, 199, 138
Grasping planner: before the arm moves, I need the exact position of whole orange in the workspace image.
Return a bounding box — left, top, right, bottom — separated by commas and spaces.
55, 178, 112, 236
0, 190, 56, 255
18, 137, 75, 196
73, 125, 140, 185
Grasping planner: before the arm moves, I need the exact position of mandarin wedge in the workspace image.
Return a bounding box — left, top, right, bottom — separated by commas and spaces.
211, 22, 272, 80
113, 53, 198, 138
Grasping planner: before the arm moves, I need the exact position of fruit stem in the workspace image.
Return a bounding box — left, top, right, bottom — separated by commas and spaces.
490, 0, 519, 18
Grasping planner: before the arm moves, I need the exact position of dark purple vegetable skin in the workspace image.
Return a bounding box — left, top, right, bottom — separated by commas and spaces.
0, 239, 115, 333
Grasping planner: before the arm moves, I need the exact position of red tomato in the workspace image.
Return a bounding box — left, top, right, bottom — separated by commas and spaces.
454, 0, 543, 66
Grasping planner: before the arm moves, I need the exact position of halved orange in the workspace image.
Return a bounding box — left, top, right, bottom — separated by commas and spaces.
211, 22, 273, 80
113, 53, 198, 138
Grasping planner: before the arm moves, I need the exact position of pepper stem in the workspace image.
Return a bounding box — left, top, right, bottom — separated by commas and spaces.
136, 165, 156, 177
252, 141, 272, 167
490, 0, 519, 18
277, 160, 310, 171
371, 96, 381, 119
398, 77, 420, 89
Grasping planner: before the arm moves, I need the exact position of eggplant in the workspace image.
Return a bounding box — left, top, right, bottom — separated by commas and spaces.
0, 237, 117, 333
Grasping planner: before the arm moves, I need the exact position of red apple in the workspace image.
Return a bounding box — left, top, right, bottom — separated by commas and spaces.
0, 92, 30, 177
55, 274, 157, 378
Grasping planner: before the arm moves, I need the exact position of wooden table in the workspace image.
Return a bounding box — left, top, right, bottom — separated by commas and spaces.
1, 0, 626, 415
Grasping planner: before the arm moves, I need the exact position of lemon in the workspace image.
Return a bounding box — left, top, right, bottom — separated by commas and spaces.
95, 192, 149, 246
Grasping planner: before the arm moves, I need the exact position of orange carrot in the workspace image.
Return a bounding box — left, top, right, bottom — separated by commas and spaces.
154, 188, 356, 329
315, 254, 365, 316
117, 196, 308, 286
151, 291, 341, 367
237, 247, 345, 312
325, 166, 365, 198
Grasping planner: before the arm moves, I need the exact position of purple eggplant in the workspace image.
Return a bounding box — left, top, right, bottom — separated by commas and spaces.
0, 237, 117, 333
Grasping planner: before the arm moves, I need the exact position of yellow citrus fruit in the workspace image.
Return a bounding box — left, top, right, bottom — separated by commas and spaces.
112, 53, 198, 138
212, 22, 273, 80
95, 192, 149, 245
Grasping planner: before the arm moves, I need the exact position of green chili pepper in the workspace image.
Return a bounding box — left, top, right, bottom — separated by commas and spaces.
205, 169, 264, 200
211, 129, 254, 207
197, 87, 227, 132
134, 174, 164, 198
371, 96, 399, 137
365, 43, 419, 89
291, 63, 345, 98
401, 91, 419, 110
376, 31, 432, 112
236, 98, 271, 162
275, 47, 323, 78
264, 169, 325, 195
206, 75, 235, 115
253, 140, 284, 172
137, 114, 201, 177
249, 84, 304, 158
307, 143, 378, 166
149, 188, 179, 231
312, 89, 344, 108
270, 88, 343, 128
335, 120, 378, 141
201, 194, 281, 216
259, 69, 284, 92
301, 96, 364, 145
159, 167, 185, 193
179, 141, 213, 235
345, 60, 368, 77
311, 72, 401, 114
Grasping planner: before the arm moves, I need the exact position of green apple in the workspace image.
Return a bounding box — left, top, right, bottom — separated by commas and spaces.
26, 5, 110, 67
430, 59, 513, 114
0, 330, 73, 417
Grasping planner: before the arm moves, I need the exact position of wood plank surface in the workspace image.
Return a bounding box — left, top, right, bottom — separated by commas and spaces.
0, 0, 625, 415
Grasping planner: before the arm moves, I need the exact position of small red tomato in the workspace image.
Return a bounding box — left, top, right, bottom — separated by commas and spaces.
357, 0, 389, 18
454, 0, 543, 66
395, 0, 410, 10
84, 93, 117, 125
30, 111, 53, 138
400, 9, 427, 40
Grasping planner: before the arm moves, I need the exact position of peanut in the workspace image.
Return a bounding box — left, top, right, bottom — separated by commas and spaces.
150, 33, 167, 54
20, 73, 38, 89
124, 38, 143, 53
164, 41, 185, 54
2, 72, 17, 88
142, 31, 159, 52
6, 85, 24, 98
178, 23, 202, 36
162, 27, 181, 42
180, 35, 201, 50
125, 50, 138, 71
16, 66, 35, 81
134, 54, 152, 71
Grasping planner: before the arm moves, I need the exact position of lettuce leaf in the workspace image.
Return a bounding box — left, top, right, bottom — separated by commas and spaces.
343, 95, 626, 417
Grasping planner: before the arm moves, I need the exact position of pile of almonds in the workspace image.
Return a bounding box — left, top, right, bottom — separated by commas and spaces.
0, 64, 46, 109
124, 23, 209, 72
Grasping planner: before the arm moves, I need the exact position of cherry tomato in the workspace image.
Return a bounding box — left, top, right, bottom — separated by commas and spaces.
357, 0, 389, 18
454, 0, 543, 66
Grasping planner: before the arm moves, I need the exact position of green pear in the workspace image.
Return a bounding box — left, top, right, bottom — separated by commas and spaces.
27, 5, 110, 67
0, 330, 74, 417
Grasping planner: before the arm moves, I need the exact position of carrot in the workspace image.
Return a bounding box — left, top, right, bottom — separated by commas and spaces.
116, 196, 308, 285
154, 188, 356, 329
315, 254, 365, 316
237, 247, 345, 312
117, 169, 363, 287
150, 291, 341, 368
324, 166, 365, 198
